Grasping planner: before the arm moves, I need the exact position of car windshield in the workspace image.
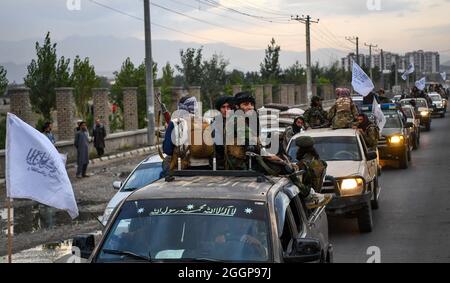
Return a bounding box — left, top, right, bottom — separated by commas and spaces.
95, 199, 270, 263
121, 163, 163, 191
400, 100, 427, 108
288, 136, 361, 161
430, 95, 441, 102
384, 113, 402, 128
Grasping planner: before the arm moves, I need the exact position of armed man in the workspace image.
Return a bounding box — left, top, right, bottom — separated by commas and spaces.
303, 96, 329, 128
328, 88, 359, 129
354, 114, 380, 151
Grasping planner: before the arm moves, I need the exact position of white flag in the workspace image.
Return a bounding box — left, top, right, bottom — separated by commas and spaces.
5, 113, 79, 219
352, 61, 374, 97
401, 63, 415, 81
415, 77, 426, 91
372, 99, 386, 132
441, 72, 447, 81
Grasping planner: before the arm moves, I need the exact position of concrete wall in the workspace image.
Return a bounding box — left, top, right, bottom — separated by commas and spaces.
0, 129, 151, 178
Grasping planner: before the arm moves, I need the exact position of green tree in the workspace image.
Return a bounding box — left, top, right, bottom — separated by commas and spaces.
71, 56, 100, 119
260, 38, 281, 83
0, 65, 8, 96
160, 62, 174, 108
55, 56, 72, 87
201, 54, 229, 108
24, 32, 58, 121
177, 47, 203, 87
282, 61, 306, 84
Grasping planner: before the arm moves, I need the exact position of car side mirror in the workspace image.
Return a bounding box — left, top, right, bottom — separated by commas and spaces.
72, 234, 95, 259
284, 238, 322, 263
112, 181, 122, 190
367, 151, 378, 161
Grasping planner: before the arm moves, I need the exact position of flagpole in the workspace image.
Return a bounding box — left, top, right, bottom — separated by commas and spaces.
7, 197, 13, 263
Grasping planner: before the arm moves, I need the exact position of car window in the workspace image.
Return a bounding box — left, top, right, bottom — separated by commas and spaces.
384, 114, 402, 129
121, 163, 163, 192
279, 208, 295, 253
96, 199, 270, 262
288, 136, 362, 162
288, 195, 305, 235
275, 192, 291, 236
430, 95, 441, 101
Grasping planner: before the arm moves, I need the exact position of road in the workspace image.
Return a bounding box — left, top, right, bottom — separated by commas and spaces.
330, 113, 450, 263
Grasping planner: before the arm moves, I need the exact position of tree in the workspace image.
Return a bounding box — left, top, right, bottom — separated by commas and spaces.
24, 32, 72, 121
71, 56, 100, 119
160, 62, 174, 108
282, 61, 306, 84
201, 54, 229, 108
260, 38, 281, 83
55, 56, 72, 88
177, 48, 203, 87
0, 65, 8, 96
24, 32, 58, 121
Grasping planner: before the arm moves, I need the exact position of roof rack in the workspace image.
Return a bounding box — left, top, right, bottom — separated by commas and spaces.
166, 169, 276, 184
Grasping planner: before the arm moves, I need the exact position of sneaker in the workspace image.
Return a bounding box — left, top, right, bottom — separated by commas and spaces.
305, 192, 333, 209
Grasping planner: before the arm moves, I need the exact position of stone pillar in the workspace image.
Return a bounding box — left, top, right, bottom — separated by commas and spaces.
312, 84, 318, 98
9, 87, 33, 126
232, 85, 242, 96
300, 84, 308, 105
55, 88, 75, 141
123, 87, 139, 131
255, 85, 264, 109
295, 85, 302, 105
264, 84, 273, 104
288, 84, 296, 106
171, 87, 185, 112
280, 84, 289, 105
92, 88, 110, 134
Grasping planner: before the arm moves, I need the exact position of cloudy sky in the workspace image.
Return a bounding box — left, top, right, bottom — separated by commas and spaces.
1, 0, 450, 57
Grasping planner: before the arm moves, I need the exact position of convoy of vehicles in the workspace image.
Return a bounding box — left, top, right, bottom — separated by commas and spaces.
72, 91, 446, 263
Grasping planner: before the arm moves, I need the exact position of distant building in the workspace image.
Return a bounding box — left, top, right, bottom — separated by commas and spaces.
341, 50, 440, 74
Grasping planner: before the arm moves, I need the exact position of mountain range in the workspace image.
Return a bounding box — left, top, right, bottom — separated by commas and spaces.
0, 35, 345, 83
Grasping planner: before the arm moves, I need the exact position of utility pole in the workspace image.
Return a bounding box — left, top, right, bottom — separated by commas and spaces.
380, 49, 385, 89
144, 0, 155, 146
346, 36, 360, 65
292, 15, 319, 101
394, 56, 399, 86
365, 42, 378, 80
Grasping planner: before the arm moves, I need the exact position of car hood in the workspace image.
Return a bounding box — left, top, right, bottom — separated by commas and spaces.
325, 161, 363, 178
381, 128, 402, 137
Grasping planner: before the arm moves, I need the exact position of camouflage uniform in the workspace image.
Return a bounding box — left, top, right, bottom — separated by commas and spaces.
328, 97, 359, 129
303, 106, 329, 128
361, 122, 379, 151
224, 112, 260, 170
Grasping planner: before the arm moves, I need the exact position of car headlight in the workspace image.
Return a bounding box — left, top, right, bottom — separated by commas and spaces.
339, 178, 365, 197
102, 207, 114, 225
421, 111, 429, 117
389, 135, 404, 144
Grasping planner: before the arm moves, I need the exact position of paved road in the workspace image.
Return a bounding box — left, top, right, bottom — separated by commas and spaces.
330, 113, 450, 263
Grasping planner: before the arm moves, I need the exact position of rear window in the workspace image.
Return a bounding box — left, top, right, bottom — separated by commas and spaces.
288, 136, 362, 161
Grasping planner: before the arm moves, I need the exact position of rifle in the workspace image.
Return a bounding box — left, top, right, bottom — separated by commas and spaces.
155, 92, 171, 125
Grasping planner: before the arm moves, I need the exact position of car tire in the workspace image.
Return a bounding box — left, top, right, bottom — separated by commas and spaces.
407, 149, 412, 162
326, 245, 334, 263
441, 113, 445, 118
399, 149, 409, 169
426, 122, 431, 131
371, 179, 380, 210
357, 202, 373, 233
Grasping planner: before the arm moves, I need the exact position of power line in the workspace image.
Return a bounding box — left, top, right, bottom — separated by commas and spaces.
151, 2, 297, 37
196, 0, 292, 23
163, 0, 302, 37
225, 0, 291, 17
87, 0, 262, 49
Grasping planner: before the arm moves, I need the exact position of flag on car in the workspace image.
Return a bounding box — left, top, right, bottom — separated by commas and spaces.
415, 77, 426, 91
352, 61, 374, 97
401, 63, 415, 81
372, 99, 386, 132
5, 113, 79, 219
441, 72, 447, 81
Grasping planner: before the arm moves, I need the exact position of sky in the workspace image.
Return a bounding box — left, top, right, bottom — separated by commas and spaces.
1, 0, 450, 58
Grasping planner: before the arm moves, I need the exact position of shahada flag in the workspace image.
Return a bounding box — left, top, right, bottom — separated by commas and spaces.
352, 61, 374, 97
5, 113, 78, 219
415, 77, 426, 91
401, 63, 415, 81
